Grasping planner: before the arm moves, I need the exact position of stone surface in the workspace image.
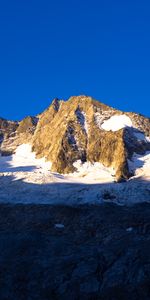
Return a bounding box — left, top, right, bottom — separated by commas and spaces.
1, 95, 150, 181
0, 203, 150, 299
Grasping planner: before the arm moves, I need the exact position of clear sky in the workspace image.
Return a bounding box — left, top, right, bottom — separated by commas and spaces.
0, 0, 150, 120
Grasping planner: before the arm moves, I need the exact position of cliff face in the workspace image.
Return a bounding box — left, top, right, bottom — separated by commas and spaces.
0, 118, 19, 155
0, 118, 18, 138
0, 116, 37, 155
32, 96, 150, 181
1, 96, 150, 181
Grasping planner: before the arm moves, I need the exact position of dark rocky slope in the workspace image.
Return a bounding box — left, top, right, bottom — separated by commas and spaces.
1, 203, 150, 300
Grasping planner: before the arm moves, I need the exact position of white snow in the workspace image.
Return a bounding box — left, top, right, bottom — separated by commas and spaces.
0, 144, 52, 184
101, 115, 132, 131
71, 160, 115, 183
146, 136, 150, 142
0, 143, 150, 206
128, 151, 150, 180
0, 144, 51, 174
95, 113, 150, 143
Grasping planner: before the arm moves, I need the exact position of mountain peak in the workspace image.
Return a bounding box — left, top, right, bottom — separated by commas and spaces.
0, 96, 150, 181
52, 98, 60, 111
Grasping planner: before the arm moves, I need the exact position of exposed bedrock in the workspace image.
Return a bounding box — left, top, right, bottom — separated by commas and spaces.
1, 95, 150, 181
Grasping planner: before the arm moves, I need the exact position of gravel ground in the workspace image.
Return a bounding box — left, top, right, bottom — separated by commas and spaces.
0, 203, 150, 299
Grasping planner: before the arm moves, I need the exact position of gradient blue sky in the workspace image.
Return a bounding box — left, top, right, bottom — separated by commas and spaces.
0, 0, 150, 120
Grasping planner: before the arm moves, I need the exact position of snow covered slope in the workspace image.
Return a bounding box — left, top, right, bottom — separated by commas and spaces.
101, 115, 132, 131
0, 144, 150, 205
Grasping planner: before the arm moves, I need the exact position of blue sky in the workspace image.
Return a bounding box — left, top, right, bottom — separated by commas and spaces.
0, 0, 150, 120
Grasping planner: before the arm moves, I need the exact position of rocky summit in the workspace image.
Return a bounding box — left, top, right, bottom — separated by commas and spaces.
0, 95, 150, 181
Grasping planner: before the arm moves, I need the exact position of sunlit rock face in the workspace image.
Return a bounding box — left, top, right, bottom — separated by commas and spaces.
32, 95, 150, 181
0, 116, 38, 156
1, 95, 150, 181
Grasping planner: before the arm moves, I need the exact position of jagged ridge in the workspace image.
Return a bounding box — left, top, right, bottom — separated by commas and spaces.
0, 95, 150, 181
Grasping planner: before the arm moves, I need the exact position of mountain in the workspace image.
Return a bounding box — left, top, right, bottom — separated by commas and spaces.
0, 95, 150, 182
1, 97, 150, 300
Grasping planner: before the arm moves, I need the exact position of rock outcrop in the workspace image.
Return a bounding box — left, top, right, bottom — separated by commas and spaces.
32, 96, 150, 181
0, 118, 19, 155
0, 116, 38, 155
1, 96, 150, 181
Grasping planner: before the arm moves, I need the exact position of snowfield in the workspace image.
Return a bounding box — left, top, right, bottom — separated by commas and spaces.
0, 144, 150, 205
101, 114, 132, 131
0, 144, 51, 173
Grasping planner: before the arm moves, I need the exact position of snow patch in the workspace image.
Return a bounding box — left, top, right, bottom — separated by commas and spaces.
0, 144, 51, 174
101, 115, 132, 131
69, 160, 116, 183
128, 151, 150, 179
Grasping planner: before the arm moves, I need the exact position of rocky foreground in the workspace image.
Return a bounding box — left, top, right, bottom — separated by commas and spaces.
1, 203, 150, 300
